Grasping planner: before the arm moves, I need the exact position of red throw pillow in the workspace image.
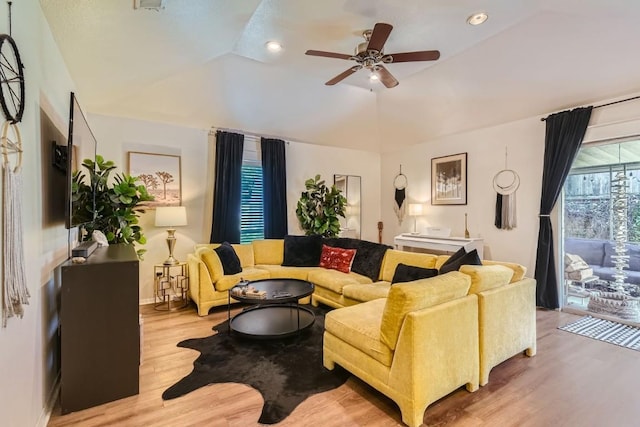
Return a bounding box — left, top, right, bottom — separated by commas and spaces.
319, 245, 357, 274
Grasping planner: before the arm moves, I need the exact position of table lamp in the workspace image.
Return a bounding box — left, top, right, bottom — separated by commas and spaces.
408, 203, 423, 234
155, 206, 187, 265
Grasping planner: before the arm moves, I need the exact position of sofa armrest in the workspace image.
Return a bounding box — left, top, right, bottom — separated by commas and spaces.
187, 254, 218, 312
389, 294, 479, 407
477, 277, 536, 385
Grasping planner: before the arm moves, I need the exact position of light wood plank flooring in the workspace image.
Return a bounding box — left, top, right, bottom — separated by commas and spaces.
48, 304, 640, 427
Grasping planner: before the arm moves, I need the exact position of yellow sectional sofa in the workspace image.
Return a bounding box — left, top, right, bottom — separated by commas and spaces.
187, 237, 537, 425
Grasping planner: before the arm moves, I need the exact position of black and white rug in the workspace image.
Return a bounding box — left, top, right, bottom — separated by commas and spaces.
559, 316, 640, 351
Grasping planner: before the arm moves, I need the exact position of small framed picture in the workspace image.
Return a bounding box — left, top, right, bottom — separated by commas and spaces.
128, 151, 181, 208
431, 153, 467, 205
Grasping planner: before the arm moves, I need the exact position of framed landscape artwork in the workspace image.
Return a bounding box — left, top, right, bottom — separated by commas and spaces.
128, 151, 181, 208
431, 152, 467, 205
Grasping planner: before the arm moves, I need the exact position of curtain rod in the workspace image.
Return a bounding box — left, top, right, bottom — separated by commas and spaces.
540, 94, 640, 122
209, 126, 292, 144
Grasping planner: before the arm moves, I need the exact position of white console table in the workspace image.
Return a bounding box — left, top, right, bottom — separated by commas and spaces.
394, 234, 484, 259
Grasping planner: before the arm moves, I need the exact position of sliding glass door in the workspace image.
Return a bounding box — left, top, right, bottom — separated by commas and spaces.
562, 139, 640, 324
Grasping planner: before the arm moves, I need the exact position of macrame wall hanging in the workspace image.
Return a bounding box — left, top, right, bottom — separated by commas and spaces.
393, 165, 407, 225
493, 148, 520, 230
1, 1, 28, 327
1, 122, 28, 327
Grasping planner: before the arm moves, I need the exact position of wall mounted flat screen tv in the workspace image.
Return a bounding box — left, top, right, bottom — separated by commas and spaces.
65, 92, 97, 229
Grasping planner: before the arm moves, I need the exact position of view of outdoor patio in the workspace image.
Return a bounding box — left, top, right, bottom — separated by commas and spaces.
563, 140, 640, 324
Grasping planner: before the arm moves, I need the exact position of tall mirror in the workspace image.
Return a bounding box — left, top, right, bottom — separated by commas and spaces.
334, 174, 362, 239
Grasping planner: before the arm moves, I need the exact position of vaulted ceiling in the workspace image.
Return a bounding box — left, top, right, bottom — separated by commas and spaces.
40, 0, 640, 152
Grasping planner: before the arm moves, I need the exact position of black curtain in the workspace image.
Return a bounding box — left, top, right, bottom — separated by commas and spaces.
261, 138, 288, 238
210, 131, 244, 243
534, 107, 592, 309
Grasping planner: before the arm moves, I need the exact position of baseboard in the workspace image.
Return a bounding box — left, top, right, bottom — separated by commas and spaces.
36, 373, 60, 427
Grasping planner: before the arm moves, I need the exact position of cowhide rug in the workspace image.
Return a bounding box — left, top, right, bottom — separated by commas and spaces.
162, 305, 350, 424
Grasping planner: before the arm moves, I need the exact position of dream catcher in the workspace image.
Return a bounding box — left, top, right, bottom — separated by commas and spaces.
1, 1, 28, 327
393, 165, 407, 225
493, 148, 520, 230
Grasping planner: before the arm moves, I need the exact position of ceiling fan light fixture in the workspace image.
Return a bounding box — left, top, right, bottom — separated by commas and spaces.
369, 73, 379, 82
265, 41, 282, 52
467, 12, 488, 26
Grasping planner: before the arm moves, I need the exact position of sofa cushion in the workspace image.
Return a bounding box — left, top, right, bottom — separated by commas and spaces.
459, 265, 514, 294
481, 260, 527, 282
319, 244, 357, 273
324, 238, 392, 281
380, 249, 438, 282
391, 263, 439, 284
380, 271, 471, 350
342, 282, 391, 303
282, 235, 322, 267
217, 268, 270, 291
439, 249, 482, 274
325, 298, 393, 366
252, 239, 284, 265
231, 243, 255, 268
200, 248, 224, 283
308, 268, 370, 294
254, 265, 320, 280
214, 243, 242, 275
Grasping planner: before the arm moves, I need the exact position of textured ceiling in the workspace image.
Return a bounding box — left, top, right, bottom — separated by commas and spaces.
40, 0, 640, 152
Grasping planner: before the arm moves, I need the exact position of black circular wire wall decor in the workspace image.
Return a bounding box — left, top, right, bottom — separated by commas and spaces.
0, 33, 25, 124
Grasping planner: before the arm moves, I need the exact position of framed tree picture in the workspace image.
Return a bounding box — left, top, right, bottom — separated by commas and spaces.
128, 151, 181, 208
431, 152, 467, 205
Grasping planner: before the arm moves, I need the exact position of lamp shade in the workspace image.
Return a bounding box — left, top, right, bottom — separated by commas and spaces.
408, 203, 423, 216
155, 206, 187, 227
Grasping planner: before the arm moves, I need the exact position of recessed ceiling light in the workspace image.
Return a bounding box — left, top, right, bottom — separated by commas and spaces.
265, 41, 282, 52
467, 12, 488, 26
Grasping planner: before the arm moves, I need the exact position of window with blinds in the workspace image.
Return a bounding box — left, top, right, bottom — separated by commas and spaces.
240, 136, 264, 243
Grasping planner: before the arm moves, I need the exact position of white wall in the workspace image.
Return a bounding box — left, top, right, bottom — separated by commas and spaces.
380, 116, 546, 274
0, 2, 78, 426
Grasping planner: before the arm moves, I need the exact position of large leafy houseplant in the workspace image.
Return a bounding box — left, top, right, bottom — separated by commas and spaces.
296, 175, 347, 237
72, 155, 154, 257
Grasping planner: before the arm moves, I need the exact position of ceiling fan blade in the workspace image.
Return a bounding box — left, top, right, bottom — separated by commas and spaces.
376, 65, 399, 88
384, 50, 441, 63
325, 67, 360, 85
367, 22, 393, 52
305, 50, 353, 60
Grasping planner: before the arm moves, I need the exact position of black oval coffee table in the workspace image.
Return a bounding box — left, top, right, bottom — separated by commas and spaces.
227, 278, 315, 339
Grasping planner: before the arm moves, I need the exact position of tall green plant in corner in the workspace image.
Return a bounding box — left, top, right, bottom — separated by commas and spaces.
72, 155, 154, 257
296, 175, 347, 237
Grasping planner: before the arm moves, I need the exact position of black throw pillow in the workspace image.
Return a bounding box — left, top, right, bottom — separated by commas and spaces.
282, 235, 323, 267
439, 249, 482, 274
391, 263, 439, 284
214, 242, 242, 275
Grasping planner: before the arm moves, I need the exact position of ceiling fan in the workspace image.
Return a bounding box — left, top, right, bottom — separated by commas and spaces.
305, 22, 440, 88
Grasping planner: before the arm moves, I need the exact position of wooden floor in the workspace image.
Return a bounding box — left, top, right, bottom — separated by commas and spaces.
48, 304, 640, 427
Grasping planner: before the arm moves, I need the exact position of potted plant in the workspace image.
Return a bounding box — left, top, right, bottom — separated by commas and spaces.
295, 174, 347, 237
72, 155, 154, 257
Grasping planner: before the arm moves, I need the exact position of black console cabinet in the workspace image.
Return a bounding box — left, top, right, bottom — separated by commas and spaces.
59, 244, 139, 414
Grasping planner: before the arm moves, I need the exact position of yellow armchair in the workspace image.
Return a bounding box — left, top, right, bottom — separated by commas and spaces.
323, 272, 479, 427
